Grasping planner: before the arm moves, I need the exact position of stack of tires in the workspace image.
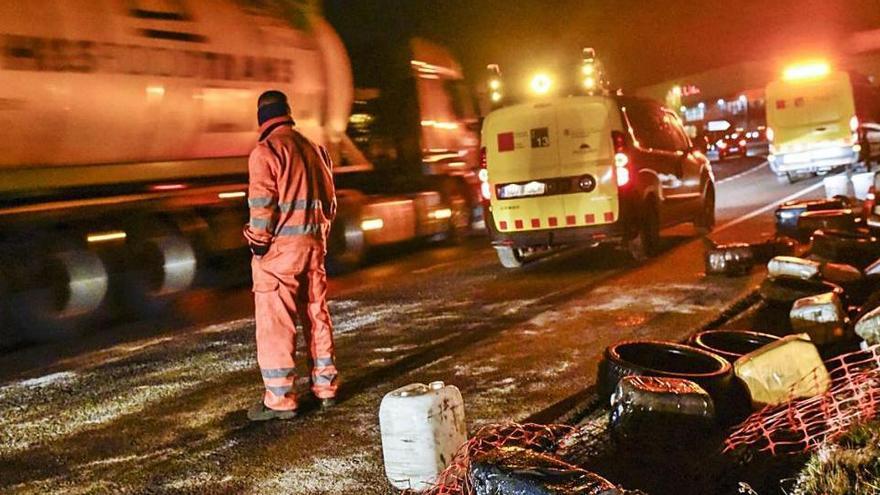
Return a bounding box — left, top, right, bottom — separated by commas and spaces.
597, 336, 775, 440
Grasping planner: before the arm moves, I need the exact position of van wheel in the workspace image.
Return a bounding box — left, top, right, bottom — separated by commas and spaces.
786, 172, 802, 184
495, 246, 525, 268
628, 200, 660, 262
695, 186, 716, 234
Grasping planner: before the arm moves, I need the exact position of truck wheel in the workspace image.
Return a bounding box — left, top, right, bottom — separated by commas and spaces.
0, 272, 17, 349
440, 178, 474, 243
628, 199, 660, 262
695, 186, 716, 235
327, 217, 365, 274
118, 234, 197, 315
10, 249, 109, 341
495, 245, 525, 268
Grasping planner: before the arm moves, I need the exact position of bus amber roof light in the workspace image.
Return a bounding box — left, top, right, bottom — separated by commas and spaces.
783, 61, 831, 81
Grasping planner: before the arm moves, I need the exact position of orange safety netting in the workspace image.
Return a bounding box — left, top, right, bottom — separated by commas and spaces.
414, 422, 574, 495
725, 344, 880, 455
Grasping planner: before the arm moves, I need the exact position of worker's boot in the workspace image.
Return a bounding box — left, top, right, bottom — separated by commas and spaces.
247, 402, 297, 422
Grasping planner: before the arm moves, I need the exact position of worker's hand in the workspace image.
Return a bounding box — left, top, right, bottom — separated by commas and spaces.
250, 243, 270, 258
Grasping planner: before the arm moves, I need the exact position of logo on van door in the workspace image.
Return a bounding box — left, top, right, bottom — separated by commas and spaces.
531, 127, 550, 148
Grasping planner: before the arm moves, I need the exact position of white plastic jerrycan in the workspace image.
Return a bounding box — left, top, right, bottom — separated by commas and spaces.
379, 381, 467, 492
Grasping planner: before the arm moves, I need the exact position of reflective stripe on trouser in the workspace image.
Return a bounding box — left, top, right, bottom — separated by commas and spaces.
253, 242, 337, 410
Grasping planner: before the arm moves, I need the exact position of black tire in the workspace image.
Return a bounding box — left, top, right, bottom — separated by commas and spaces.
116, 234, 197, 316
495, 245, 526, 268
786, 172, 801, 184
599, 340, 745, 425
627, 198, 660, 262
439, 178, 474, 243
598, 340, 732, 399
759, 276, 845, 306
690, 330, 779, 363
0, 271, 17, 349
327, 217, 366, 274
327, 193, 367, 274
695, 185, 716, 234
9, 249, 109, 342
797, 210, 856, 241
811, 229, 880, 269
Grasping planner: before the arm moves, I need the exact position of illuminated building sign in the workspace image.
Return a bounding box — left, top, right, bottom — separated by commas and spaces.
681, 85, 701, 97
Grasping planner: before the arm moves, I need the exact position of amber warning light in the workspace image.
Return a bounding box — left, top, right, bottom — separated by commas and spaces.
783, 61, 831, 81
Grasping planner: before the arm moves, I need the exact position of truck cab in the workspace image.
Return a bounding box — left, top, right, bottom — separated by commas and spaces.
481, 95, 714, 268
328, 38, 483, 269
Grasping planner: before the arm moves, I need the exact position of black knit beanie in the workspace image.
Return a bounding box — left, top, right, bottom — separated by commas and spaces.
257, 90, 292, 126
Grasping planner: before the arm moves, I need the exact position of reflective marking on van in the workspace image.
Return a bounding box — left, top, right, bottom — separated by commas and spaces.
514, 219, 524, 229
548, 217, 558, 227
604, 212, 615, 222
585, 214, 596, 224
499, 221, 508, 230
566, 215, 576, 226
531, 218, 541, 228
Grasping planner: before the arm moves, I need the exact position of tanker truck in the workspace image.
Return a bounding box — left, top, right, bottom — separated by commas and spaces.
0, 0, 482, 343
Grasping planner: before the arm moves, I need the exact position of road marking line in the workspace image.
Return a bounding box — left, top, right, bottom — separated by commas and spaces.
714, 176, 830, 234
716, 161, 768, 185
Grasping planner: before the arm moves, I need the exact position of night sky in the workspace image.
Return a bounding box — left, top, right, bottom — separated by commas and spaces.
325, 0, 880, 90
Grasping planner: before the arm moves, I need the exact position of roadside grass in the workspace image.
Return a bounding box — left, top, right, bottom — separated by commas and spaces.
793, 420, 880, 495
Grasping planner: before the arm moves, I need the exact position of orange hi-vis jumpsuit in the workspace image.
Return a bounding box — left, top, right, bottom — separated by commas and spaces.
244, 115, 338, 411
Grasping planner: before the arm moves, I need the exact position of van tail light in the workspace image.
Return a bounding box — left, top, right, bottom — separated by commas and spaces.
766, 127, 775, 142
612, 130, 632, 188
478, 146, 491, 201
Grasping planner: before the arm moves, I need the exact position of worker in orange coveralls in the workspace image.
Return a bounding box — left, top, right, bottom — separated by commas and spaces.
244, 90, 339, 421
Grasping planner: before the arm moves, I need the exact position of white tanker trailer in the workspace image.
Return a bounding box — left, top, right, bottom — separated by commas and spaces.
0, 0, 481, 342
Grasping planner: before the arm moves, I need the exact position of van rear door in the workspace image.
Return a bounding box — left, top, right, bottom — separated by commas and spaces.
556, 98, 620, 226
484, 97, 621, 233
767, 72, 856, 151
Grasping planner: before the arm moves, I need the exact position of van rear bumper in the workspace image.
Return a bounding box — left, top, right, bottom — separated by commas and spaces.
769, 146, 857, 174
484, 209, 627, 247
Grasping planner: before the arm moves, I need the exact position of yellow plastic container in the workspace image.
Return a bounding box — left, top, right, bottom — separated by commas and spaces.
734, 334, 830, 409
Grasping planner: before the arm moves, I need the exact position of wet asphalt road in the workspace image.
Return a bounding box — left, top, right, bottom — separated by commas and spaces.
0, 158, 831, 494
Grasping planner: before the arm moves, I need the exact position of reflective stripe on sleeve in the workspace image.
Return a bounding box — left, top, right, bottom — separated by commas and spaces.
250, 217, 274, 230
278, 199, 322, 213
261, 368, 296, 379
248, 197, 275, 208
277, 224, 322, 236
